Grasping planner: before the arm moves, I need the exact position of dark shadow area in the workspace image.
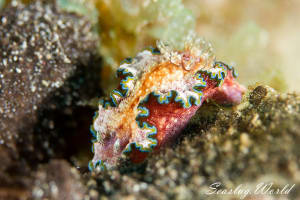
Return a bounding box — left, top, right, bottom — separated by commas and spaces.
173, 102, 222, 147
17, 56, 103, 171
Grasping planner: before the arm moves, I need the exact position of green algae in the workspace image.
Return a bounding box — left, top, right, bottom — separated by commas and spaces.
97, 0, 195, 70
57, 0, 98, 26
0, 0, 4, 9
141, 0, 195, 50
95, 0, 196, 93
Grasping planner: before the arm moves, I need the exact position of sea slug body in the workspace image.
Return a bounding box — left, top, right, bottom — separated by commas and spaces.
89, 39, 245, 170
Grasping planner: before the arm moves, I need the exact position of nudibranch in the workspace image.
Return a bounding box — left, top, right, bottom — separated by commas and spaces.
89, 38, 245, 170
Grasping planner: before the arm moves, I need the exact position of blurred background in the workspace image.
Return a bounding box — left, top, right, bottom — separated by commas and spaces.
186, 0, 300, 93
2, 0, 299, 92
92, 0, 300, 93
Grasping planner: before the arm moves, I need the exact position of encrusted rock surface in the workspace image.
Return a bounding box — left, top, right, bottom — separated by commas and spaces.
0, 0, 97, 148
0, 1, 99, 199
32, 160, 86, 200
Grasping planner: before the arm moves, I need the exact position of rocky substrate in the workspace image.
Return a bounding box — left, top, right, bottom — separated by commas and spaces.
0, 1, 100, 199
86, 86, 300, 200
